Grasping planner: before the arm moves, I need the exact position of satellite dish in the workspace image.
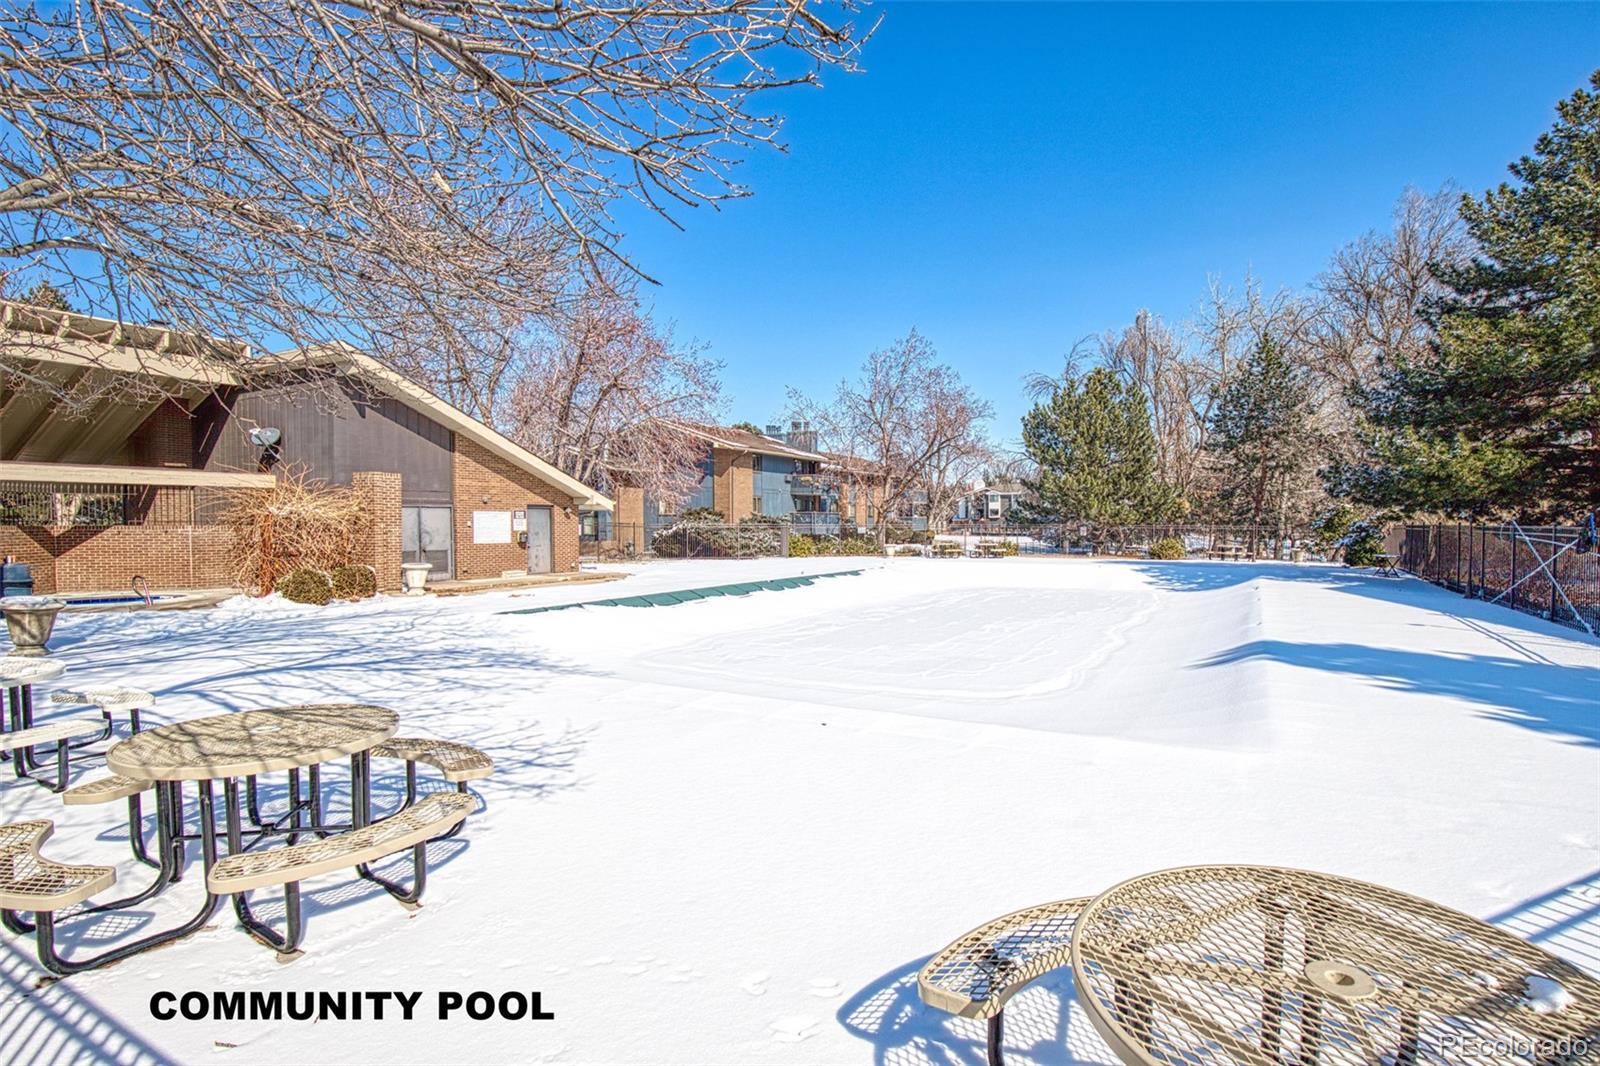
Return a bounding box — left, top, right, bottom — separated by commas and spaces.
247, 427, 281, 447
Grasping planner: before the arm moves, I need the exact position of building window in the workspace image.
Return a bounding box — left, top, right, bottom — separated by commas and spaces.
751, 454, 762, 473
752, 497, 763, 515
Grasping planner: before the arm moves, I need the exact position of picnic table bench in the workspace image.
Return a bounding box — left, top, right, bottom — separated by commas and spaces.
1373, 552, 1402, 577
0, 704, 493, 973
932, 542, 963, 558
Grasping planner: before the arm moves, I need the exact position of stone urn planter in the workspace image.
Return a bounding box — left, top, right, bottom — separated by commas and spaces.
400, 562, 433, 596
1, 596, 66, 656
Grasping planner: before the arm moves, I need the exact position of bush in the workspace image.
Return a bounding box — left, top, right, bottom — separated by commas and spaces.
652, 516, 782, 558
787, 534, 817, 557
275, 567, 332, 606
837, 535, 884, 556
998, 540, 1020, 557
1341, 521, 1386, 568
329, 564, 377, 600
1148, 537, 1185, 560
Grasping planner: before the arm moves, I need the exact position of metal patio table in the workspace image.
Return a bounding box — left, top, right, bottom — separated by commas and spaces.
1070, 865, 1600, 1066
27, 703, 398, 973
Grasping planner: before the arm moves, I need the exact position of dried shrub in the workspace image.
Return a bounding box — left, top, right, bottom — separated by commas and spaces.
330, 564, 378, 600
275, 567, 332, 606
222, 467, 369, 595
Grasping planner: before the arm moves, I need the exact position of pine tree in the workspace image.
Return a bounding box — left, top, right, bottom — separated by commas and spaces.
1208, 336, 1319, 550
1337, 73, 1600, 520
18, 280, 75, 313
1021, 367, 1181, 528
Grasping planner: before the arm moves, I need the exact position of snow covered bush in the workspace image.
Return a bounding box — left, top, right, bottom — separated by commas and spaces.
837, 535, 884, 556
1312, 505, 1386, 566
329, 564, 377, 600
1148, 537, 1185, 560
652, 517, 782, 558
275, 567, 332, 605
1340, 521, 1386, 568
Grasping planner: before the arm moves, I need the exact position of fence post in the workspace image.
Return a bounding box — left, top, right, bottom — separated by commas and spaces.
1549, 524, 1559, 622
1508, 528, 1518, 611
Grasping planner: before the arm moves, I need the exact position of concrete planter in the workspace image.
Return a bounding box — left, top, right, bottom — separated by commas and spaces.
1, 596, 65, 656
400, 563, 433, 596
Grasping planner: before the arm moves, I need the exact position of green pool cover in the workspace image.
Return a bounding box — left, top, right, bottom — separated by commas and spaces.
501, 569, 864, 615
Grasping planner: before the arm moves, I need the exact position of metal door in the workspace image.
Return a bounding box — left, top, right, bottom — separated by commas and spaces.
402, 505, 454, 580
526, 505, 553, 573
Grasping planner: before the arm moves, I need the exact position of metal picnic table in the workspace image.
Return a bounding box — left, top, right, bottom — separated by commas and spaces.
1373, 552, 1403, 577
27, 703, 398, 972
1069, 865, 1600, 1066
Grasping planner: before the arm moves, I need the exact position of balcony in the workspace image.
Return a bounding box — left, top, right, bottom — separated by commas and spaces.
788, 474, 832, 496
789, 512, 841, 535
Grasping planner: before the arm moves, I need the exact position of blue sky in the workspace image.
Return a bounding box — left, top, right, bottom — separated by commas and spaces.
612, 2, 1597, 449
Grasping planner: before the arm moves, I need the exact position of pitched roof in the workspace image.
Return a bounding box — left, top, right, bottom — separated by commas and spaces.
0, 304, 613, 510
292, 344, 612, 510
666, 421, 827, 463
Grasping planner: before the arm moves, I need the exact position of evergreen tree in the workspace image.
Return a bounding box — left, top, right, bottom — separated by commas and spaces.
17, 280, 75, 312
1336, 73, 1600, 519
1021, 367, 1181, 527
1208, 336, 1319, 547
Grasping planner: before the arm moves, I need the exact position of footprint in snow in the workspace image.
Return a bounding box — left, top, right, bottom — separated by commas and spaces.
583, 956, 614, 967
543, 965, 571, 975
769, 1015, 820, 1043
621, 964, 650, 976
740, 972, 769, 996
807, 978, 842, 999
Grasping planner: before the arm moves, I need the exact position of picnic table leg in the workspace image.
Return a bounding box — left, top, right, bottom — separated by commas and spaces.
33, 779, 224, 975
986, 1012, 1005, 1066
287, 767, 303, 844
307, 763, 331, 838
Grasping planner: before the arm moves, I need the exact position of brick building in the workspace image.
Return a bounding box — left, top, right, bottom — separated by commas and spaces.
0, 304, 611, 594
582, 421, 901, 556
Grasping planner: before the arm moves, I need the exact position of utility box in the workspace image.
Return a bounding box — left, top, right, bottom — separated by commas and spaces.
0, 562, 34, 598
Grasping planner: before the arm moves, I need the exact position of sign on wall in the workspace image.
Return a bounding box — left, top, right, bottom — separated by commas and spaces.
472, 510, 513, 544
512, 509, 528, 533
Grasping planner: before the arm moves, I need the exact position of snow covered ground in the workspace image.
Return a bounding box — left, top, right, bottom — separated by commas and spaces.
1, 557, 1596, 1065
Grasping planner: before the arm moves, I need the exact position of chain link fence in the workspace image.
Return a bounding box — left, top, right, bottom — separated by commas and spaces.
1400, 523, 1598, 635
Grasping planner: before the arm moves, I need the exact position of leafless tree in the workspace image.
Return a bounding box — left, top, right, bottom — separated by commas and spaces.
793, 329, 992, 543
501, 273, 722, 506
0, 0, 868, 401
1311, 186, 1468, 394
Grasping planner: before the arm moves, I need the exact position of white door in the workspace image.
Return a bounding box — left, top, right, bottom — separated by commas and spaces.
526, 505, 553, 573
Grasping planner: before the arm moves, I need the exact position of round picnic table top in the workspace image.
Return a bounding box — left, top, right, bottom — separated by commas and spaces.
107, 704, 398, 782
1070, 865, 1600, 1066
0, 657, 65, 685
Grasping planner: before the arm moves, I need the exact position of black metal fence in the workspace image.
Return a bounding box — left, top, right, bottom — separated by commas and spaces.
1400, 523, 1599, 635
937, 523, 1300, 558
0, 481, 233, 527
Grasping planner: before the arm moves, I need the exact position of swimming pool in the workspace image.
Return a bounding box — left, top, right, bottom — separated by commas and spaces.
63, 594, 179, 607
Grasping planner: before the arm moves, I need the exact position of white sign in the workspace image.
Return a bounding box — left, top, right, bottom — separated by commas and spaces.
512, 510, 528, 533
472, 510, 512, 544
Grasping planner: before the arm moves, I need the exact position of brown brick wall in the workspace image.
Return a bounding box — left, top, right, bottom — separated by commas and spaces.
451, 437, 580, 577
712, 449, 754, 522
0, 525, 236, 594
353, 471, 404, 592
0, 527, 57, 593
126, 401, 197, 467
